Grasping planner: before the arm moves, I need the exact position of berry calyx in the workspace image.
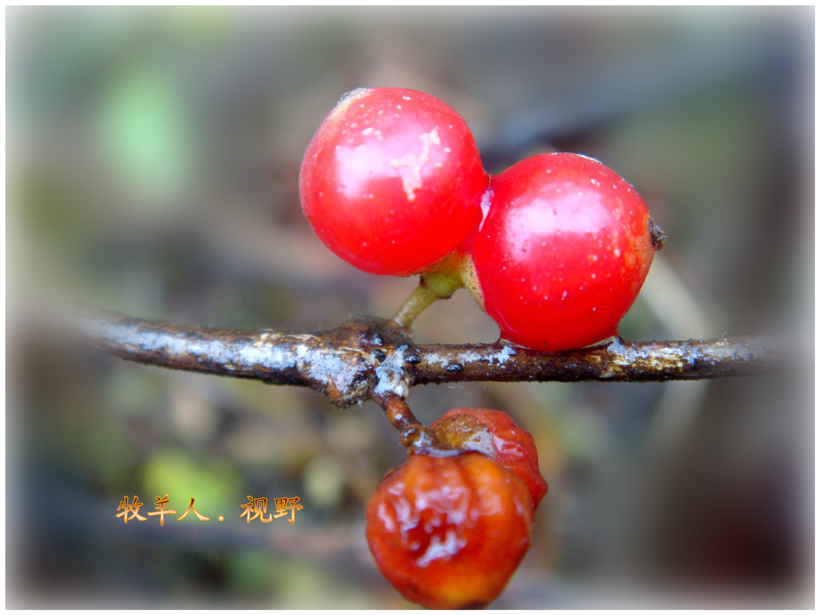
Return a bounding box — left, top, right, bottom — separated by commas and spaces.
299, 87, 489, 277
468, 152, 657, 351
365, 452, 533, 609
430, 407, 548, 508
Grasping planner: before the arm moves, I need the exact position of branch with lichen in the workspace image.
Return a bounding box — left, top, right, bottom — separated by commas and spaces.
67, 311, 791, 415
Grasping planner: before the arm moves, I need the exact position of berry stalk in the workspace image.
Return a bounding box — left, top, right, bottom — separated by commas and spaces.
392, 253, 468, 328
373, 392, 431, 450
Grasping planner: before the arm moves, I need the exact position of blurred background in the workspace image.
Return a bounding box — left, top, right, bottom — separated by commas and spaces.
7, 6, 814, 608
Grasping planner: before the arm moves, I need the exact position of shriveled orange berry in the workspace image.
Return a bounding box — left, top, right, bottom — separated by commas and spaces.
365, 452, 533, 609
430, 407, 548, 508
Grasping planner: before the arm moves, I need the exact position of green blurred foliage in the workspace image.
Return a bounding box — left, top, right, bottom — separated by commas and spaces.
98, 61, 195, 206
143, 449, 240, 523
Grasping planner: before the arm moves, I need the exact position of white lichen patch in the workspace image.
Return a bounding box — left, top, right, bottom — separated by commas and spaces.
444, 344, 516, 369
486, 344, 517, 366
373, 344, 411, 398
421, 352, 450, 368
600, 338, 718, 379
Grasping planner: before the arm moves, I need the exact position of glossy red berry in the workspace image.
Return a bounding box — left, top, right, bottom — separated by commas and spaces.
468, 153, 655, 351
430, 407, 548, 508
365, 452, 533, 609
299, 87, 489, 276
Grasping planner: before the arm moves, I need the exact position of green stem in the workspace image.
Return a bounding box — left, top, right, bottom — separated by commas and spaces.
392, 283, 441, 328
391, 254, 467, 329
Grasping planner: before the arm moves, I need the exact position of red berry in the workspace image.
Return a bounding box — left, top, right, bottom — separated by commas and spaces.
468, 153, 655, 351
365, 452, 533, 609
299, 87, 488, 276
430, 407, 548, 508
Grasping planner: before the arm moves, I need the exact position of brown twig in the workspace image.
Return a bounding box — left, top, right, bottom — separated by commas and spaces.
372, 392, 428, 449
65, 310, 792, 411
